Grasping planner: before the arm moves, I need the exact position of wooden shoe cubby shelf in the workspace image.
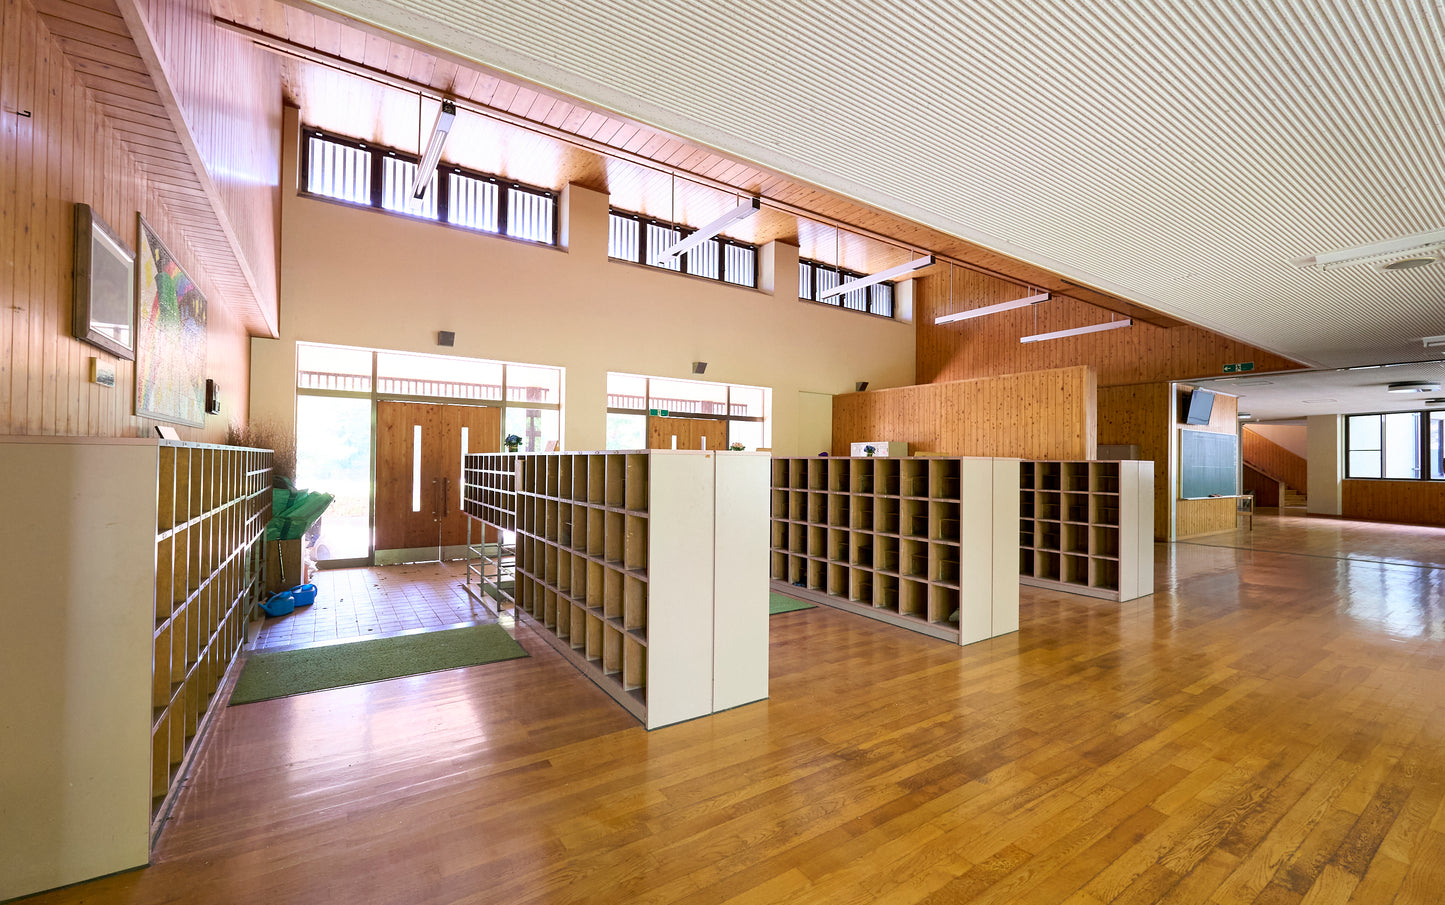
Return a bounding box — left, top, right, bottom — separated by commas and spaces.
768, 456, 1020, 645
1018, 460, 1154, 601
0, 437, 271, 900
463, 450, 769, 730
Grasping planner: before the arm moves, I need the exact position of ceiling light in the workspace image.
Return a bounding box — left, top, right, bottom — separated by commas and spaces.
1237, 412, 1252, 420
1376, 253, 1439, 271
1019, 319, 1132, 344
1426, 398, 1445, 406
1386, 381, 1442, 393
1293, 227, 1445, 270
651, 197, 761, 265
1423, 335, 1445, 349
935, 292, 1049, 325
1347, 364, 1384, 370
411, 99, 456, 200
1302, 398, 1338, 404
819, 255, 935, 301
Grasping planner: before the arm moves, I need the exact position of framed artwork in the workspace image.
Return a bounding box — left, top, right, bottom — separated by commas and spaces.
135, 215, 208, 427
71, 203, 136, 360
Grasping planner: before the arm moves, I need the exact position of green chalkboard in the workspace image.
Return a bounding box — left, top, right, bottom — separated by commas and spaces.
1180, 429, 1238, 499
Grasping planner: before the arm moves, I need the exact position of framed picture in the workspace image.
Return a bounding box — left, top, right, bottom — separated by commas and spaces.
135, 215, 208, 427
71, 203, 136, 360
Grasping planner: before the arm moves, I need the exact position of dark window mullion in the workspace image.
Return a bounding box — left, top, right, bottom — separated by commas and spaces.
498, 183, 511, 238
369, 147, 384, 209
437, 167, 451, 223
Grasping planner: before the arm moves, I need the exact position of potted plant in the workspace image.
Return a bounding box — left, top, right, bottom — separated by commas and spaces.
863, 445, 877, 457
504, 433, 523, 453
728, 442, 745, 451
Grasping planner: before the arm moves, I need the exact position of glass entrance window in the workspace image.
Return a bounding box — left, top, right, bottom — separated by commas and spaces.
296, 395, 372, 560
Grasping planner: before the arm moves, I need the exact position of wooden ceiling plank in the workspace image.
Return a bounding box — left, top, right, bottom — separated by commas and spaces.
590, 117, 624, 146
310, 13, 341, 56
41, 17, 141, 58
541, 100, 576, 129
283, 4, 314, 47
70, 55, 157, 89
52, 35, 150, 76
30, 0, 129, 36
336, 20, 366, 61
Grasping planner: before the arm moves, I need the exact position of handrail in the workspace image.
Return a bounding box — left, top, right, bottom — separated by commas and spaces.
1242, 429, 1307, 492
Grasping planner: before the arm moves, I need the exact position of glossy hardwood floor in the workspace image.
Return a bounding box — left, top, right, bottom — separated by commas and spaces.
23, 514, 1445, 904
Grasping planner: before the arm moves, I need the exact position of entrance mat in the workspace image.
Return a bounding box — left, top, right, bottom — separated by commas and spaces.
230, 624, 528, 705
770, 591, 816, 615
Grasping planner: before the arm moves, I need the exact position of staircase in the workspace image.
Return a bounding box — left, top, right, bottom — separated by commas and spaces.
1242, 428, 1308, 509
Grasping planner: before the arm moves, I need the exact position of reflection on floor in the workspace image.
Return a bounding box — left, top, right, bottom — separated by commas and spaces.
27, 511, 1445, 905
253, 561, 494, 651
1180, 508, 1445, 570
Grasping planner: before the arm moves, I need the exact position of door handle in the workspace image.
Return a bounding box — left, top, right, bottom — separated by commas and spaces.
441, 477, 450, 518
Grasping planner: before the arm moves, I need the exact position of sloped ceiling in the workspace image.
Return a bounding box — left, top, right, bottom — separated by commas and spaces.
307, 0, 1445, 369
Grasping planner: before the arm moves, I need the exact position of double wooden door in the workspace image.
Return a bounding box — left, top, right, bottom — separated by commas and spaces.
647, 416, 726, 451
376, 401, 499, 556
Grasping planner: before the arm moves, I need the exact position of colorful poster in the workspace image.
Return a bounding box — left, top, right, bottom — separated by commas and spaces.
136, 216, 207, 427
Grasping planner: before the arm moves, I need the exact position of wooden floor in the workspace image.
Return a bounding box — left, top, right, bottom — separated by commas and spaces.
22, 514, 1445, 904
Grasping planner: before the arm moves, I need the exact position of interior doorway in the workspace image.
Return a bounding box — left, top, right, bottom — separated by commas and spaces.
375, 401, 499, 563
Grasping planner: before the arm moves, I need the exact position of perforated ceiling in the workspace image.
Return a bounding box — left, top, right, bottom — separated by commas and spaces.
313, 0, 1445, 368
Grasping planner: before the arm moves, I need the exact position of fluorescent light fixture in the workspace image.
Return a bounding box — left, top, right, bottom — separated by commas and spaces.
819, 255, 935, 301
1347, 364, 1384, 370
1238, 412, 1253, 420
1386, 381, 1442, 393
935, 292, 1050, 325
1019, 319, 1132, 344
411, 99, 456, 200
1423, 335, 1445, 349
1293, 227, 1445, 270
651, 197, 760, 264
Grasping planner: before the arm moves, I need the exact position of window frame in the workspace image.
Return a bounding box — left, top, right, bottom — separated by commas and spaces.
798, 258, 896, 319
606, 208, 758, 289
1344, 409, 1444, 480
604, 372, 770, 450
299, 126, 559, 247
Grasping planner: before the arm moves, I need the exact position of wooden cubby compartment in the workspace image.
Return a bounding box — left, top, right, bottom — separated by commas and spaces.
482, 450, 767, 730
1017, 460, 1151, 602
150, 442, 271, 825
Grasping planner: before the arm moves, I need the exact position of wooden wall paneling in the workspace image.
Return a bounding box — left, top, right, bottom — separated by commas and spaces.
1, 0, 13, 431
830, 366, 1096, 461
130, 0, 281, 334
1342, 480, 1445, 528
2, 0, 252, 441
916, 267, 1304, 388
1176, 497, 1238, 539
1097, 382, 1172, 540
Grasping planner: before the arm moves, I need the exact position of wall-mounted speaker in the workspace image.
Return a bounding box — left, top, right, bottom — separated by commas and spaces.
692, 361, 707, 374
205, 378, 221, 415
855, 381, 869, 392
437, 330, 456, 347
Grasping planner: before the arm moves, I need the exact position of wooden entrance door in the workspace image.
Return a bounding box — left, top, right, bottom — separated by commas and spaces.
376, 402, 500, 556
648, 416, 726, 451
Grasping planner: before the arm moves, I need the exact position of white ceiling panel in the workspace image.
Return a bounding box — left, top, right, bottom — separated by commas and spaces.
310, 0, 1445, 367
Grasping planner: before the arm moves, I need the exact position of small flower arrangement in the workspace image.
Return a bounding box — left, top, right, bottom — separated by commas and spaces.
504, 433, 523, 451
728, 442, 745, 451
863, 445, 877, 457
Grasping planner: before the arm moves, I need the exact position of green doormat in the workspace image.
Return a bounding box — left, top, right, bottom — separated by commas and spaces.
770, 591, 816, 615
230, 624, 528, 705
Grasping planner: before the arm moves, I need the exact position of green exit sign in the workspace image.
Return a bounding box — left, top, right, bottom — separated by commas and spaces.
1223, 362, 1255, 373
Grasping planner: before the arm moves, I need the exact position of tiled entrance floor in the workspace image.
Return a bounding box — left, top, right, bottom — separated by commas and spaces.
253, 561, 496, 650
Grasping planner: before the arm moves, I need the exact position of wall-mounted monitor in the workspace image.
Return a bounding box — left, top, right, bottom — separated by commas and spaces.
1183, 388, 1216, 425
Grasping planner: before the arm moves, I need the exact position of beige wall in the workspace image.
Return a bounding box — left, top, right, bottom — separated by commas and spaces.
251, 109, 914, 453
1249, 423, 1308, 458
